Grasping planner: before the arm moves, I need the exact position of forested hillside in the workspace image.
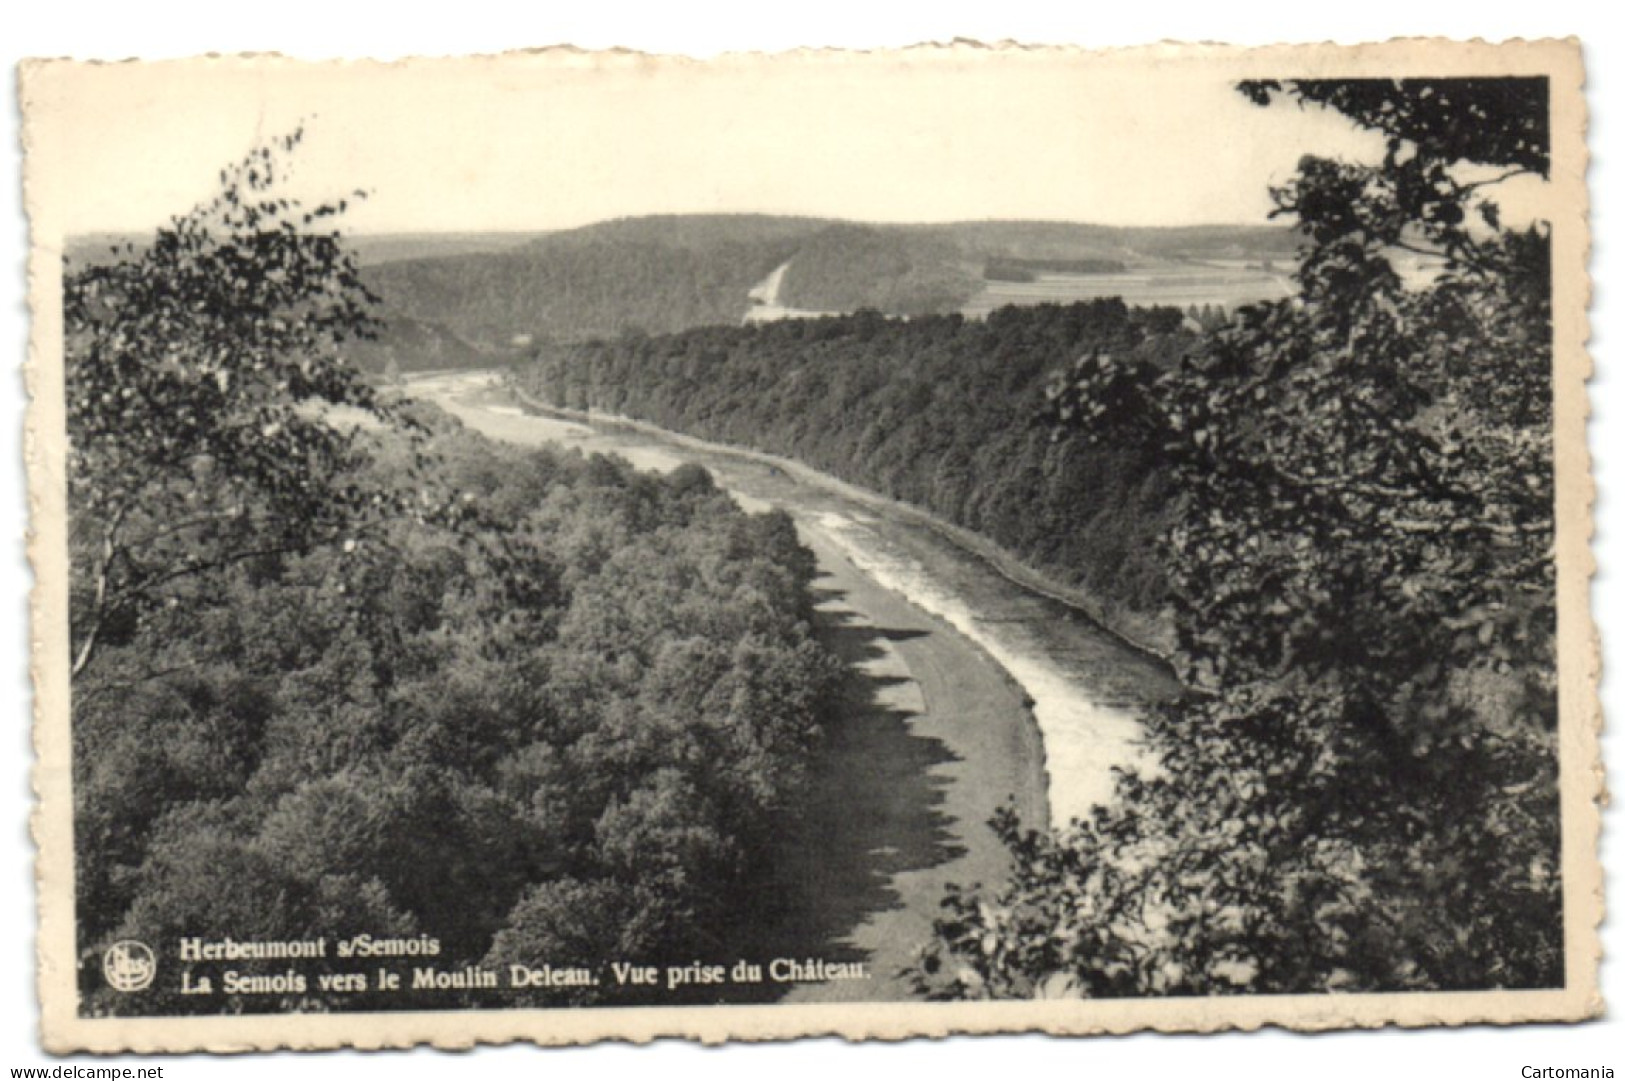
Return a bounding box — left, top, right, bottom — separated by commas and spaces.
77, 412, 836, 1015
518, 301, 1197, 644
79, 216, 1294, 370
773, 225, 979, 315
366, 233, 800, 349
343, 310, 489, 375
509, 78, 1565, 1002
918, 78, 1563, 997
68, 136, 838, 1014
363, 214, 1293, 351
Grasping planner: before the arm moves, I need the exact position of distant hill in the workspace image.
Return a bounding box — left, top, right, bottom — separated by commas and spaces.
346, 232, 551, 265
515, 214, 830, 252
68, 215, 1299, 365
364, 226, 803, 349
63, 234, 496, 376
911, 220, 1301, 263
363, 215, 1298, 347
64, 234, 146, 268
773, 224, 978, 315
343, 311, 491, 376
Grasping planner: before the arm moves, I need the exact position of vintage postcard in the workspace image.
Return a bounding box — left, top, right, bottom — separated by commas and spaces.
21, 39, 1598, 1051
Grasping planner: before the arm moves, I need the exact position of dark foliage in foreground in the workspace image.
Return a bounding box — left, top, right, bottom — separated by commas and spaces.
69, 139, 837, 1015
916, 78, 1562, 997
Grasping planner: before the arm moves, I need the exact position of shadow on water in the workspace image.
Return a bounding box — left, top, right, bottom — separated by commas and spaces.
720, 600, 964, 1003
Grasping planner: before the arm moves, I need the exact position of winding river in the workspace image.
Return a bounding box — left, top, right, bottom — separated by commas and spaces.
407, 370, 1178, 1000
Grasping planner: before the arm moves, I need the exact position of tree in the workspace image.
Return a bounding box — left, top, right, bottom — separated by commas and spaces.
919, 78, 1561, 997
68, 136, 845, 1014
65, 128, 397, 682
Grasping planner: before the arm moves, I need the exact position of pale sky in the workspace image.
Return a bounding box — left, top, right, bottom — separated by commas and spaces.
27, 50, 1398, 235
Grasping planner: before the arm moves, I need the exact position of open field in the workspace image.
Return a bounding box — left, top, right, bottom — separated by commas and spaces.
961, 261, 1295, 318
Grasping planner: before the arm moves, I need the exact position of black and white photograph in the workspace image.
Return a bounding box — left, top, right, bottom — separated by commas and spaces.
10, 26, 1608, 1063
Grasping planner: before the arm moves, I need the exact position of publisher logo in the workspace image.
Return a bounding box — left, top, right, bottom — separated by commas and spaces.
102, 940, 156, 992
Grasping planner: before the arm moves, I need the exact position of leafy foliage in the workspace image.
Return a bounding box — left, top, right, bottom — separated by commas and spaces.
917, 77, 1561, 997
65, 129, 398, 682
69, 142, 839, 1014
518, 301, 1196, 643
76, 410, 839, 1015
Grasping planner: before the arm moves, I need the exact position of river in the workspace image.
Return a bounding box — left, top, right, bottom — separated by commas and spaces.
406, 370, 1179, 1000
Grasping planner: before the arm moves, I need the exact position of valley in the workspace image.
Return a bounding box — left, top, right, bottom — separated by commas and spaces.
409, 371, 1179, 998
345, 213, 1298, 368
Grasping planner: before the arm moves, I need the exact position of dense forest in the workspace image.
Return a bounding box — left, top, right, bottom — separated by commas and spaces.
771, 225, 978, 315
366, 232, 799, 348
67, 134, 838, 1014
518, 301, 1199, 646
343, 310, 489, 375
917, 78, 1563, 996
515, 78, 1565, 1000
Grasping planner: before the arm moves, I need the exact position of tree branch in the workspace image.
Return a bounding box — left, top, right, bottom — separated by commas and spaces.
70, 502, 128, 682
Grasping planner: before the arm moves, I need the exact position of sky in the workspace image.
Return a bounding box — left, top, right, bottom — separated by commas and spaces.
23, 49, 1396, 236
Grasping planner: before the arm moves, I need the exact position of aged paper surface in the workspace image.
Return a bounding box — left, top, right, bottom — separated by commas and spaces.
22, 39, 1598, 1051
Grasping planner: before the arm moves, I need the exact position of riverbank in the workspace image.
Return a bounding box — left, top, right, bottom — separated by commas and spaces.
435, 375, 1175, 822
410, 373, 1060, 1000
507, 384, 1176, 660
